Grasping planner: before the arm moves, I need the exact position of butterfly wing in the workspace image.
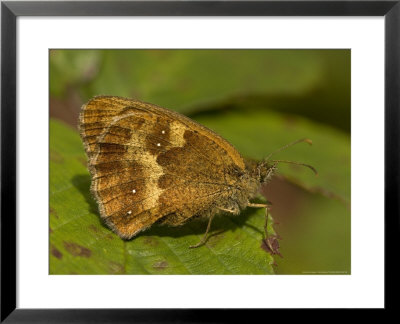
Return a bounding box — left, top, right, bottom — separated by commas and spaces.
79, 96, 246, 239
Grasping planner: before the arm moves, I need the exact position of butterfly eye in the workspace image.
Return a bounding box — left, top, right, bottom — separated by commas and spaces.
229, 167, 244, 178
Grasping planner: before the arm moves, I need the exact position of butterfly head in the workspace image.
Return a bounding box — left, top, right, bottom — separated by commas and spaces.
247, 138, 317, 185
255, 160, 277, 184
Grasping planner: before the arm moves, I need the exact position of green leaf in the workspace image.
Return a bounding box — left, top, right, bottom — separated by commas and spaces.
272, 188, 351, 274
51, 49, 325, 110
50, 119, 276, 274
50, 49, 351, 133
83, 50, 323, 114
50, 50, 101, 97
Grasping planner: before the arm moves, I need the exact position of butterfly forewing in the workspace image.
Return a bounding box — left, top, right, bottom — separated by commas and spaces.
79, 96, 246, 238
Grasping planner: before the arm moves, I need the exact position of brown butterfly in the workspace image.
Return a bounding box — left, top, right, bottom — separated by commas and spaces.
79, 96, 316, 248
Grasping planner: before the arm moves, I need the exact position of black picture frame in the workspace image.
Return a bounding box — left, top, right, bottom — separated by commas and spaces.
1, 0, 398, 321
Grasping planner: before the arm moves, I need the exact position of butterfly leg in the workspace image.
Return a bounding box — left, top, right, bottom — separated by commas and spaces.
217, 206, 240, 215
247, 203, 271, 241
263, 206, 270, 241
247, 202, 270, 209
248, 203, 282, 256
189, 214, 215, 249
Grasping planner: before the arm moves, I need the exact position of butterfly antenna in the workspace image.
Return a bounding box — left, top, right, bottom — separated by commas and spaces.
272, 160, 318, 175
265, 138, 313, 161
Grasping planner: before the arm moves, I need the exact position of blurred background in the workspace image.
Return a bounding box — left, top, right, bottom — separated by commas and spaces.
50, 49, 350, 274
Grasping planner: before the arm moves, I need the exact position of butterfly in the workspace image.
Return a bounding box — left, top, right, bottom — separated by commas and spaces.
79, 96, 316, 248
